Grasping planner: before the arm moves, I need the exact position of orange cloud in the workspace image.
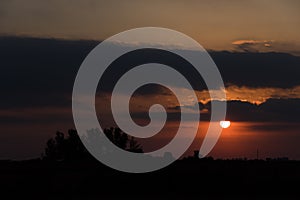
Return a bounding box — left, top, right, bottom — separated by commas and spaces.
232, 40, 274, 52
232, 40, 273, 45
196, 85, 300, 105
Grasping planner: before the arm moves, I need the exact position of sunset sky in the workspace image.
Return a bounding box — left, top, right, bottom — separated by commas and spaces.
1, 0, 300, 53
0, 0, 300, 160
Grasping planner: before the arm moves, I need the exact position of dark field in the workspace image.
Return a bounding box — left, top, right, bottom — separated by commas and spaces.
1, 158, 299, 199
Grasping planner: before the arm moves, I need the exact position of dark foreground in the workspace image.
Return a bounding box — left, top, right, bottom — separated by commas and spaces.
0, 158, 299, 199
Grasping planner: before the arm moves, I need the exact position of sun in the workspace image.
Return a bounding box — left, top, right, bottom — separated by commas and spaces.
220, 121, 231, 128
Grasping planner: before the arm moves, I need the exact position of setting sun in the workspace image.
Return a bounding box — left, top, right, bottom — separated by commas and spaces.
220, 121, 231, 128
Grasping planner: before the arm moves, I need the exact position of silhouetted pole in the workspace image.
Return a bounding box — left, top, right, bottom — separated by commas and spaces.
194, 150, 199, 159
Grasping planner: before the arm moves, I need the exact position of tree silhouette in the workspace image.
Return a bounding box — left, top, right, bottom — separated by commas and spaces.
128, 136, 143, 153
103, 127, 143, 153
44, 128, 143, 161
44, 129, 88, 161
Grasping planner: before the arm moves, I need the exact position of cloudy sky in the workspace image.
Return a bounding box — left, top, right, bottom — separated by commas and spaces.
0, 0, 299, 159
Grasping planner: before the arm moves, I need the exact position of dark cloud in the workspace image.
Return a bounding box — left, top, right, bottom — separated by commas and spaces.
168, 102, 205, 111
97, 47, 208, 93
258, 98, 300, 121
0, 36, 98, 109
131, 84, 172, 96
208, 99, 300, 122
209, 51, 300, 88
157, 98, 300, 122
1, 36, 300, 115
